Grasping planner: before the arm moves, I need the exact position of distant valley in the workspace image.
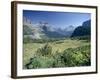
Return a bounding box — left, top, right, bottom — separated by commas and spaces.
23, 17, 91, 41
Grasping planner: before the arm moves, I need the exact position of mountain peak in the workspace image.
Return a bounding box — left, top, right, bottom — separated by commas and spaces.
71, 19, 91, 37
82, 19, 91, 27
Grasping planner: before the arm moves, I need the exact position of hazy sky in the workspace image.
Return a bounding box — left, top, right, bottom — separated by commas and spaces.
23, 10, 91, 29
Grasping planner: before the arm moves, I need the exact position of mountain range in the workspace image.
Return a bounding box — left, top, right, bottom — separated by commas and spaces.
23, 17, 91, 40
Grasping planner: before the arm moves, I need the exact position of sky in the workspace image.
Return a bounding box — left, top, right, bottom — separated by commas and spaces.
23, 10, 91, 29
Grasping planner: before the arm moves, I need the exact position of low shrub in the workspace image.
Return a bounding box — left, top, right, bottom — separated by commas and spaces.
25, 44, 91, 69
36, 43, 52, 56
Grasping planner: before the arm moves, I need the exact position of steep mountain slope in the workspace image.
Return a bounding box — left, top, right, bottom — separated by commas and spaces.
71, 20, 91, 37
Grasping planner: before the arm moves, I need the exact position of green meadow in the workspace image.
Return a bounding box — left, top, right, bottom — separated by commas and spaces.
23, 38, 90, 69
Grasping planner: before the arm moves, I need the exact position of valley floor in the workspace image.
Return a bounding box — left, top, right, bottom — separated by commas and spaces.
23, 38, 90, 69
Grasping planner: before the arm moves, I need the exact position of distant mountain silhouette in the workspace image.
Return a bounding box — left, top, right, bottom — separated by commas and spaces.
82, 20, 91, 27
71, 20, 91, 37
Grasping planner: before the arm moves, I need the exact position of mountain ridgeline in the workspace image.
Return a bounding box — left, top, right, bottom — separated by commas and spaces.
23, 18, 91, 42
71, 20, 91, 37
